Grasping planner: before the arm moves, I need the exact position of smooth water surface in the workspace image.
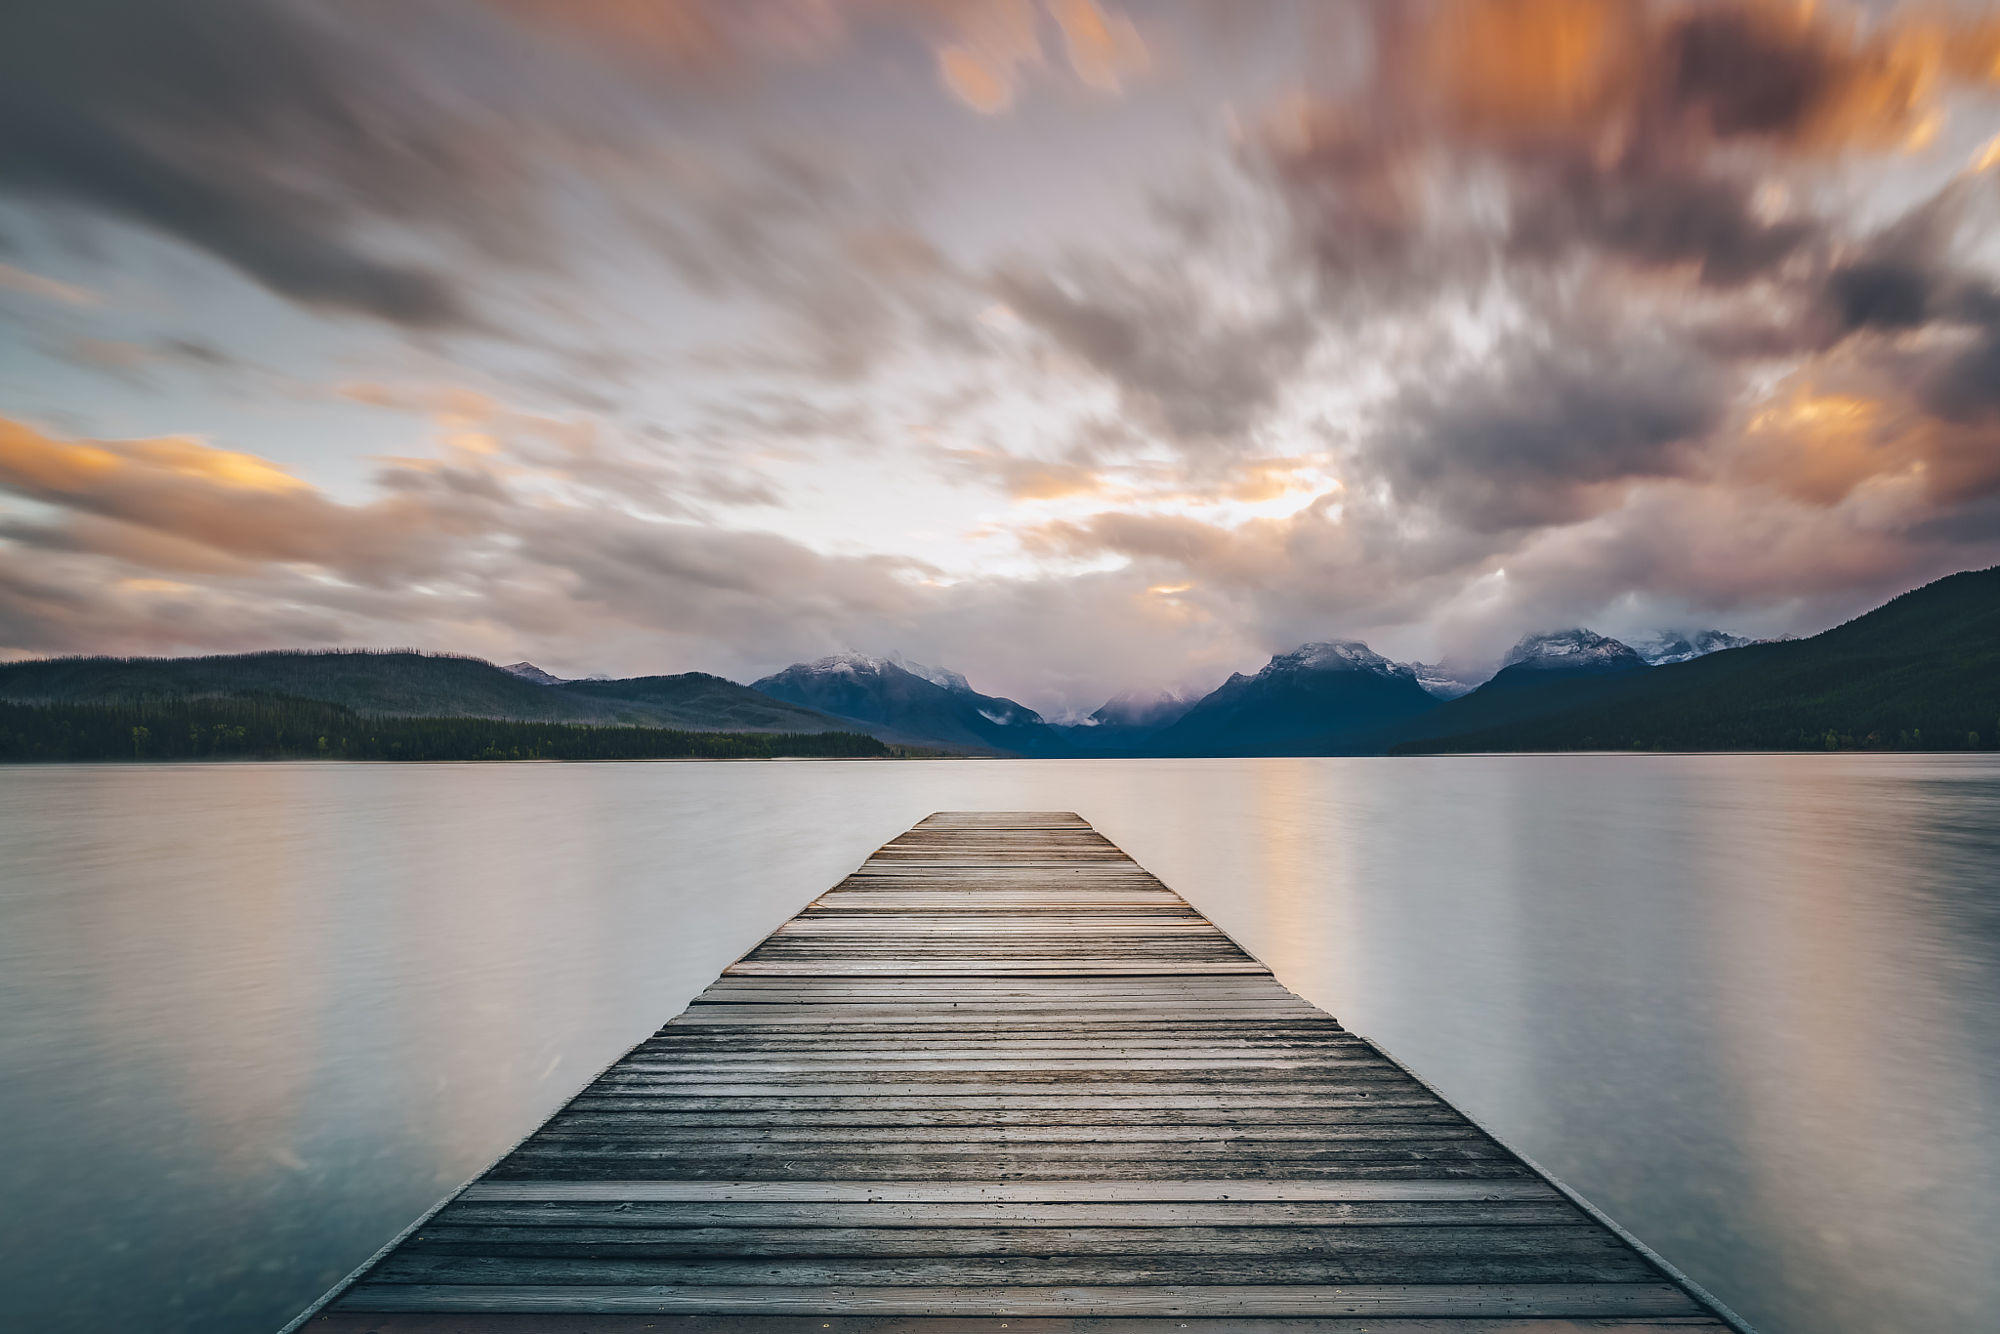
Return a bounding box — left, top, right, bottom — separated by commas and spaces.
2, 756, 1996, 1333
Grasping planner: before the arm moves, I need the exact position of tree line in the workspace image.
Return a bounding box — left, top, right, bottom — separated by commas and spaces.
0, 696, 890, 762
1400, 693, 2000, 754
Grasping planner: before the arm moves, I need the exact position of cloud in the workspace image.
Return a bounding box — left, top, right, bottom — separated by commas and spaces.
0, 263, 98, 307
0, 414, 937, 676
933, 0, 1045, 114
611, 142, 988, 384
337, 380, 790, 517
44, 334, 258, 390
1048, 0, 1148, 93
481, 0, 1150, 115
1252, 0, 2000, 310
1827, 259, 1937, 330
3, 0, 1998, 706
0, 417, 452, 581
0, 0, 533, 326
1368, 322, 1728, 530
992, 239, 1320, 448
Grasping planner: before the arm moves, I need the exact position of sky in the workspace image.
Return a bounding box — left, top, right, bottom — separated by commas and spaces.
3, 0, 2000, 713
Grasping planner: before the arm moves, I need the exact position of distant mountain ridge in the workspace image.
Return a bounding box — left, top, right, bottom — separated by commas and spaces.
1381, 629, 1654, 751
0, 650, 865, 738
1501, 628, 1649, 674
500, 661, 566, 685
751, 653, 1068, 755
1395, 566, 2000, 753
1147, 641, 1440, 756
1633, 630, 1753, 666
3, 569, 1984, 757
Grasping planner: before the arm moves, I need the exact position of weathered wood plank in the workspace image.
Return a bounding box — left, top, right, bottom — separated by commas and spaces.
334, 1283, 1709, 1318
306, 812, 1736, 1332
433, 1199, 1591, 1228
367, 1250, 1658, 1287
312, 1315, 1730, 1333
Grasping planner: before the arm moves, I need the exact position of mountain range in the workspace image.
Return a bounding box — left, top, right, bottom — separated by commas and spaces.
1145, 642, 1439, 756
751, 653, 1070, 754
3, 566, 1993, 756
0, 651, 856, 735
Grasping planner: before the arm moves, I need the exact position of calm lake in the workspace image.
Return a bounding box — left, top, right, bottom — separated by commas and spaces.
2, 756, 1997, 1333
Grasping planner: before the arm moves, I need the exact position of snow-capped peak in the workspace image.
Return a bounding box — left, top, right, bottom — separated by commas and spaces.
794, 651, 896, 678
886, 651, 971, 694
1264, 641, 1414, 680
1410, 662, 1479, 699
500, 661, 564, 685
784, 650, 977, 693
1634, 629, 1753, 665
1503, 628, 1645, 671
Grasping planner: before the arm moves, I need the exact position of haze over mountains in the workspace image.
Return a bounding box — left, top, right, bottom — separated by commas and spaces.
3, 567, 1994, 756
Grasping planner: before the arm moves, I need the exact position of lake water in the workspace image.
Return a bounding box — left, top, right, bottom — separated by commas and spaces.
2, 756, 1997, 1333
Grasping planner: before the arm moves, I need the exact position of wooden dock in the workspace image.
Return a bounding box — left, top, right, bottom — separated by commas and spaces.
303, 811, 1739, 1332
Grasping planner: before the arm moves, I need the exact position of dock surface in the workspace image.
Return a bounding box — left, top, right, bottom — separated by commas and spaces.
308, 811, 1734, 1332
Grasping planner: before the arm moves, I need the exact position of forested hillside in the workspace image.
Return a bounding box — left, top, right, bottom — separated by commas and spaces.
0, 696, 889, 762
0, 651, 855, 734
1396, 567, 2000, 753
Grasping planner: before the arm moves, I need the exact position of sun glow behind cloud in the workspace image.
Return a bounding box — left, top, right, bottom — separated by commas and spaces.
999, 455, 1345, 531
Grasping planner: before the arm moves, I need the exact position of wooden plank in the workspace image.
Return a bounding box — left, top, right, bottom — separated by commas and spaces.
310, 1316, 1729, 1333
367, 1252, 1658, 1287
335, 1283, 1708, 1318
306, 812, 1737, 1332
393, 1224, 1629, 1257
433, 1200, 1590, 1227
459, 1180, 1564, 1203
722, 962, 1274, 976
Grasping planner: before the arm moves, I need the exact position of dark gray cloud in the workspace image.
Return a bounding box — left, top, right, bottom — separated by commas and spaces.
1827, 260, 1936, 331
1507, 153, 1818, 287
1369, 329, 1726, 531
1924, 328, 2000, 423
1659, 5, 1858, 141
0, 0, 511, 325
991, 255, 1315, 447
1810, 186, 2000, 427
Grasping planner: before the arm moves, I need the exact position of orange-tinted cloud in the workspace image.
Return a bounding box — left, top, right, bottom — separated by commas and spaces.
1048, 0, 1148, 94
0, 420, 305, 498
931, 0, 1042, 112
938, 44, 1023, 113
0, 418, 452, 578
483, 0, 1149, 113
0, 413, 943, 672
1417, 0, 1640, 139
1406, 0, 2000, 154
480, 0, 844, 68
1734, 378, 2000, 508
1254, 1, 2000, 310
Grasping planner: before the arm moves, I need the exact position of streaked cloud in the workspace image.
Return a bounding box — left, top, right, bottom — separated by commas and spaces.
1, 0, 1997, 707
0, 263, 98, 307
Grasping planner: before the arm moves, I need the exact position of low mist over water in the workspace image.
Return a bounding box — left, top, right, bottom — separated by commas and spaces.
3, 756, 1996, 1333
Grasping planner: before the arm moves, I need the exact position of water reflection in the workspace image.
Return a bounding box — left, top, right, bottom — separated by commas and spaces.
1, 756, 1994, 1334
